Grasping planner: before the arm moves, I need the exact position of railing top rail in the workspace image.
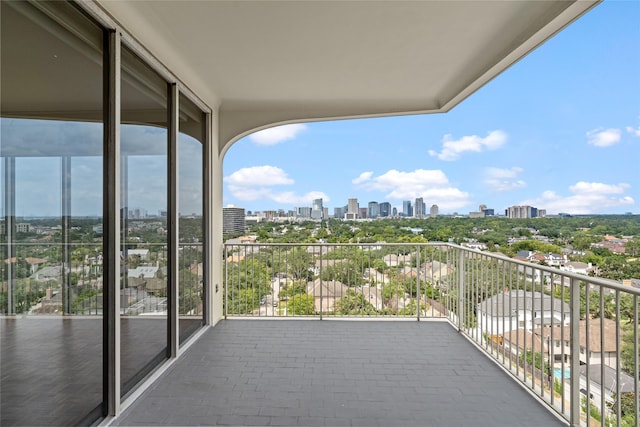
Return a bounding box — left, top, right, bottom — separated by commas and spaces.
223, 242, 449, 248
450, 244, 640, 295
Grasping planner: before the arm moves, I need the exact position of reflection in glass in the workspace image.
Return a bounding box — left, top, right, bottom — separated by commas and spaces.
178, 94, 205, 344
120, 45, 169, 396
0, 0, 104, 424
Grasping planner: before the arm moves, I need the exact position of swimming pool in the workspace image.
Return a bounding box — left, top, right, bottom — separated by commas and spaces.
554, 367, 571, 379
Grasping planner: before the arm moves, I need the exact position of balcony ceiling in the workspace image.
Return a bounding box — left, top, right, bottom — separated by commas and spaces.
2, 1, 600, 151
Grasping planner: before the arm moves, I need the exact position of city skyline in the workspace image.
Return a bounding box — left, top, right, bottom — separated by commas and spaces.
223, 1, 640, 216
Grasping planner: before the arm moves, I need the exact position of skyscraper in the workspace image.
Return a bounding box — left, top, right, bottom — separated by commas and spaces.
311, 198, 324, 220
403, 200, 413, 217
506, 205, 540, 218
368, 201, 379, 218
223, 206, 245, 236
379, 202, 391, 217
430, 204, 439, 218
346, 198, 359, 219
414, 197, 426, 218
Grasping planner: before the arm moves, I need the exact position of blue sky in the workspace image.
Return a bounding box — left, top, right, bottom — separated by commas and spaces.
223, 1, 640, 216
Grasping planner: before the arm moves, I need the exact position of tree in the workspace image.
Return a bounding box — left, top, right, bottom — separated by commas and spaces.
519, 349, 550, 375
226, 288, 261, 314
626, 238, 640, 256
279, 281, 308, 299
620, 323, 639, 379
334, 290, 377, 315
287, 294, 315, 315
287, 247, 313, 280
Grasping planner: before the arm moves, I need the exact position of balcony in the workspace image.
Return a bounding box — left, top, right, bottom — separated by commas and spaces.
111, 319, 566, 427
87, 243, 640, 426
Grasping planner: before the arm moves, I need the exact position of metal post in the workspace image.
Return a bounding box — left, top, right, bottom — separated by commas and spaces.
223, 244, 228, 320
569, 278, 581, 427
319, 247, 323, 321
416, 245, 420, 321
458, 248, 465, 332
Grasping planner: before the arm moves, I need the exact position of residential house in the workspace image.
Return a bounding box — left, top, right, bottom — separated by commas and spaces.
307, 279, 350, 313
382, 253, 413, 267
477, 290, 570, 334
560, 261, 593, 276
579, 365, 635, 414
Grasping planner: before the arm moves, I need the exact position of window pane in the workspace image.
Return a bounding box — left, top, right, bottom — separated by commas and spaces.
120, 45, 169, 396
0, 0, 104, 424
178, 93, 205, 344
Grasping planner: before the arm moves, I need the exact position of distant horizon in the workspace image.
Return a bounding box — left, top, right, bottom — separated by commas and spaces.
6, 212, 640, 221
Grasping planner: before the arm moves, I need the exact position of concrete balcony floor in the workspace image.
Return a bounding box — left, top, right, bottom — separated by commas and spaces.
113, 319, 567, 427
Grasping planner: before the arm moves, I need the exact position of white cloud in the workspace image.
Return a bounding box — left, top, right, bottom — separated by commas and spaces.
225, 165, 294, 187
521, 181, 634, 214
586, 127, 621, 147
352, 169, 470, 210
428, 130, 507, 161
248, 123, 307, 146
484, 167, 526, 192
224, 165, 329, 206
352, 171, 374, 185
626, 125, 640, 137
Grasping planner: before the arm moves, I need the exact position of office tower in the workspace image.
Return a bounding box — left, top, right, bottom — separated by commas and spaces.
430, 204, 439, 218
506, 205, 541, 218
223, 206, 246, 235
297, 207, 312, 218
379, 202, 391, 217
368, 201, 379, 218
347, 198, 359, 218
414, 197, 425, 218
311, 198, 324, 220
403, 200, 413, 217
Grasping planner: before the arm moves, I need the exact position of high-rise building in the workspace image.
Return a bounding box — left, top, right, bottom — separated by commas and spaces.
403, 200, 413, 217
297, 207, 312, 218
359, 207, 368, 219
334, 207, 344, 219
414, 197, 426, 218
223, 206, 245, 236
506, 205, 540, 218
430, 204, 439, 218
379, 202, 391, 217
311, 198, 324, 220
368, 201, 379, 218
347, 198, 359, 218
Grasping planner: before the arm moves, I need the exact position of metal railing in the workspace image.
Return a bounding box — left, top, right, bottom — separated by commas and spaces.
224, 242, 639, 427
1, 241, 204, 318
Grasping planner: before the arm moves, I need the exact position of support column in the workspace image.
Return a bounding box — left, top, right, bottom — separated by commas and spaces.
203, 112, 212, 326
168, 83, 179, 358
